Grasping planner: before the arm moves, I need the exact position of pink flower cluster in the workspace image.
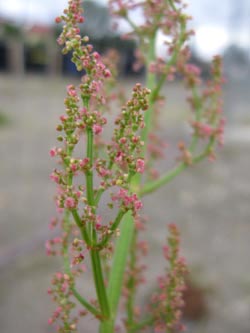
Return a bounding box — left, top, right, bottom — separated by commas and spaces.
48, 272, 79, 332
187, 56, 225, 152
108, 83, 150, 175
136, 158, 145, 174
55, 185, 82, 211
150, 224, 187, 332
111, 188, 143, 216
48, 0, 225, 331
55, 0, 113, 116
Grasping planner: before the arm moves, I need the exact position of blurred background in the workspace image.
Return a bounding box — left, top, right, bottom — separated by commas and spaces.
0, 0, 250, 332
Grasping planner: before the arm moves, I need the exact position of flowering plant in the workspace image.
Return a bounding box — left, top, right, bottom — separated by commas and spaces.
47, 0, 224, 332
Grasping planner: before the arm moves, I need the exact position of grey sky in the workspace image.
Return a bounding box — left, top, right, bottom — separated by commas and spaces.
0, 0, 249, 59
0, 0, 68, 24
0, 0, 248, 27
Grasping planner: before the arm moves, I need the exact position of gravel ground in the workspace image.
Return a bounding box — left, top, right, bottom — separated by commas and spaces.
0, 74, 250, 333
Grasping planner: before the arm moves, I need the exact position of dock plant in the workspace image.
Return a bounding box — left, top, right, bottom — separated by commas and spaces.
47, 0, 224, 332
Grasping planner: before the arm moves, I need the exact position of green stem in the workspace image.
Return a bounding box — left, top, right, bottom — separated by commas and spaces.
71, 287, 103, 319
85, 127, 98, 244
99, 211, 135, 333
126, 229, 137, 328
140, 162, 186, 196
126, 16, 141, 36
150, 21, 186, 103
71, 209, 90, 246
189, 86, 203, 150
99, 13, 187, 333
108, 213, 134, 310
62, 212, 102, 319
141, 136, 215, 196
86, 128, 95, 206
193, 137, 215, 163
142, 75, 214, 197
62, 211, 72, 275
85, 126, 111, 320
97, 210, 125, 248
90, 250, 110, 319
95, 188, 105, 206
167, 0, 177, 11
128, 317, 154, 333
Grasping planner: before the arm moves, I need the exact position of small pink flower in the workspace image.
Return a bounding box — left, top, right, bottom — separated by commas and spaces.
64, 197, 77, 209
48, 318, 53, 325
55, 272, 63, 280
92, 51, 100, 60
49, 217, 57, 230
78, 16, 84, 23
67, 84, 77, 97
79, 158, 89, 168
60, 115, 67, 122
199, 124, 213, 136
75, 191, 82, 198
98, 167, 111, 177
119, 137, 127, 144
95, 223, 102, 230
134, 199, 143, 210
115, 151, 124, 163
55, 306, 63, 315
95, 216, 102, 230
49, 147, 57, 157
79, 107, 87, 116
93, 124, 103, 135
56, 207, 63, 214
136, 158, 145, 173
47, 288, 52, 295
53, 237, 62, 244
90, 80, 102, 93
71, 164, 78, 172
104, 69, 111, 78
185, 64, 201, 76
163, 245, 169, 260
55, 16, 62, 23
45, 241, 52, 256
97, 62, 105, 71
55, 16, 62, 24
50, 173, 59, 183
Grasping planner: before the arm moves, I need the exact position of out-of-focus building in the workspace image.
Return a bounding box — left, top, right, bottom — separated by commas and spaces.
0, 18, 62, 75
0, 18, 25, 74
0, 1, 139, 76
0, 0, 249, 78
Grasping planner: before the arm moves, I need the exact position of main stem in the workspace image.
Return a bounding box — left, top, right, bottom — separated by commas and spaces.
86, 126, 110, 319
99, 32, 157, 333
126, 229, 137, 328
100, 211, 135, 333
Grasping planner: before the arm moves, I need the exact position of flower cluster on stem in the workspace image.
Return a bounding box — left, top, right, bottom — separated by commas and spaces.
151, 224, 187, 333
49, 1, 151, 331
47, 0, 225, 332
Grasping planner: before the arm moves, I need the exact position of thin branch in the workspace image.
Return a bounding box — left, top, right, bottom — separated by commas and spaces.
71, 209, 91, 246
140, 162, 186, 196
97, 210, 126, 248
71, 287, 103, 319
151, 21, 186, 103
128, 316, 155, 333
141, 137, 215, 196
